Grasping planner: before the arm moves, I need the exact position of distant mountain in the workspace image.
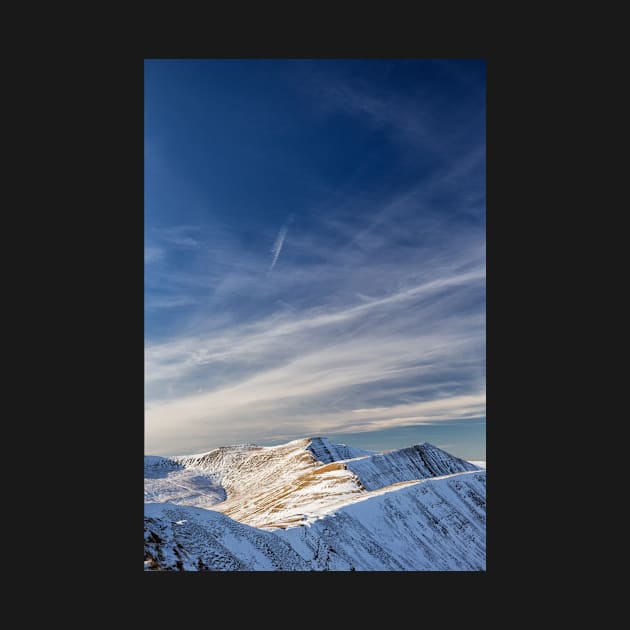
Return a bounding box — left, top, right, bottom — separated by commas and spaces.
346, 442, 479, 490
144, 437, 485, 570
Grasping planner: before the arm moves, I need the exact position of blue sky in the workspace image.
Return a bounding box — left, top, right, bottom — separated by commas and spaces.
145, 59, 485, 459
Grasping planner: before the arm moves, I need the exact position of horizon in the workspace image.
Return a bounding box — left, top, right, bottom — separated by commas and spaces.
146, 422, 486, 461
145, 59, 485, 460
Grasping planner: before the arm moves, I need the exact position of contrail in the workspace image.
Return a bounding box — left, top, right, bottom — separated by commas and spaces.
268, 215, 294, 273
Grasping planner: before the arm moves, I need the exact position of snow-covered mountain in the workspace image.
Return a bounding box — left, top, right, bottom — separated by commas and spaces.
144, 436, 485, 571
346, 442, 479, 491
306, 436, 375, 463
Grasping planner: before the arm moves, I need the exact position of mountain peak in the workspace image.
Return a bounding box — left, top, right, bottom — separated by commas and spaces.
306, 436, 375, 464
346, 441, 479, 491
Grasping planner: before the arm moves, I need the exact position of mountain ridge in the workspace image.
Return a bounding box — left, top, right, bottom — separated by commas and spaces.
144, 436, 486, 570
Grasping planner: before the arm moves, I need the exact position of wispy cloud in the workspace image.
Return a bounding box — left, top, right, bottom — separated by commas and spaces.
144, 64, 485, 456
145, 295, 199, 310
144, 266, 484, 387
159, 225, 200, 248
268, 215, 293, 273
145, 211, 485, 454
144, 246, 163, 265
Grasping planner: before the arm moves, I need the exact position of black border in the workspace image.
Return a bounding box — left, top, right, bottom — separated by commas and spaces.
57, 47, 552, 607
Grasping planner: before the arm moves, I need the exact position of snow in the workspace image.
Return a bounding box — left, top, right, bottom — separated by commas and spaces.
144, 502, 309, 571
306, 436, 376, 464
162, 437, 366, 529
345, 442, 479, 491
144, 455, 225, 508
279, 471, 486, 570
144, 436, 486, 570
